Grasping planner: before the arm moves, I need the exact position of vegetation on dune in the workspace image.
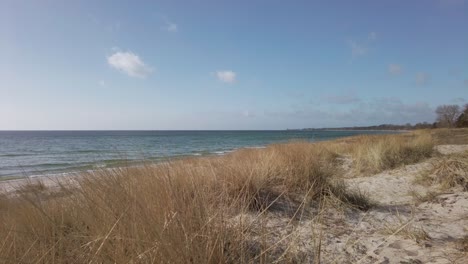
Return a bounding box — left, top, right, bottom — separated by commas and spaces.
343, 132, 434, 175
0, 129, 459, 263
417, 151, 468, 191
430, 127, 468, 145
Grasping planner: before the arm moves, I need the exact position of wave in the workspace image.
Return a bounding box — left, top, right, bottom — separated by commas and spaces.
0, 153, 33, 157
244, 146, 267, 149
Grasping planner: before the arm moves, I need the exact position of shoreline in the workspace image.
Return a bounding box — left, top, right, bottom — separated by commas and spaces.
0, 145, 271, 194
0, 129, 409, 192
0, 130, 398, 181
0, 145, 269, 182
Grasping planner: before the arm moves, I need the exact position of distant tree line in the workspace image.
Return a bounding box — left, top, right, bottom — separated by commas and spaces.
435, 104, 468, 128
297, 123, 433, 131
288, 104, 468, 131
295, 103, 468, 131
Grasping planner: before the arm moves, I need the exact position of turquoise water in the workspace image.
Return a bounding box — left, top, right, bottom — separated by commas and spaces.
0, 130, 393, 178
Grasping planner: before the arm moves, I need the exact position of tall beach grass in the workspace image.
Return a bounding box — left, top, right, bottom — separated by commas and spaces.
0, 129, 448, 263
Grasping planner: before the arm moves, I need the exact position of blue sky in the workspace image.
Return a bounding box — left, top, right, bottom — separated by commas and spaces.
1, 0, 467, 130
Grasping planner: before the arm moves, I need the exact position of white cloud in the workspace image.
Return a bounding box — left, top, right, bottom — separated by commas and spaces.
107, 51, 153, 78
415, 72, 430, 85
167, 23, 178, 32
349, 41, 367, 57
163, 22, 178, 32
99, 80, 106, 87
388, 64, 402, 75
216, 70, 236, 83
368, 32, 377, 40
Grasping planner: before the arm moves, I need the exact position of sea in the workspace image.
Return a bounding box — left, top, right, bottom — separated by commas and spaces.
0, 130, 394, 179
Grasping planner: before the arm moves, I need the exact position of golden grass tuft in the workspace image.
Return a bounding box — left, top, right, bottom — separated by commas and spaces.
0, 167, 238, 263
418, 151, 468, 191
384, 223, 430, 244
348, 132, 434, 175
381, 211, 431, 244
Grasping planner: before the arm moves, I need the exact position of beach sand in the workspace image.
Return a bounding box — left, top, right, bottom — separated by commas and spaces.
226, 144, 468, 263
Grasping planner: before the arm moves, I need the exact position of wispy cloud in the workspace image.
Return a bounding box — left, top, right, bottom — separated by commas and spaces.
107, 51, 153, 78
388, 64, 403, 75
452, 97, 466, 103
415, 72, 430, 85
162, 17, 178, 33
216, 70, 236, 83
349, 40, 367, 57
266, 97, 435, 126
164, 22, 178, 32
348, 32, 376, 58
324, 93, 360, 104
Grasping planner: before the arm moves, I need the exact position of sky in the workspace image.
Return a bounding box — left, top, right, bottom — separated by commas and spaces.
1, 0, 467, 130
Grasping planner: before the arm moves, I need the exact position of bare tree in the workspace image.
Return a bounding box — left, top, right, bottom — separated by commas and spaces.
456, 104, 468, 127
435, 104, 461, 127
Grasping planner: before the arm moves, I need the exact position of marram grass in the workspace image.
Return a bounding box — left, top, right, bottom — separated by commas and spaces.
0, 130, 442, 263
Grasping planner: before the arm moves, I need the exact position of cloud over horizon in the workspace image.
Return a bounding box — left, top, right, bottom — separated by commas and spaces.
216, 70, 236, 83
266, 97, 435, 127
107, 51, 153, 78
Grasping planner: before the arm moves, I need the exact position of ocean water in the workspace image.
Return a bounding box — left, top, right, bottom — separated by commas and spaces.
0, 130, 393, 178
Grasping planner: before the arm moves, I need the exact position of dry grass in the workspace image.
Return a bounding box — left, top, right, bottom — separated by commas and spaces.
0, 130, 444, 262
409, 190, 441, 205
458, 235, 468, 252
0, 141, 364, 263
381, 212, 430, 244
417, 151, 468, 191
342, 132, 434, 175
0, 167, 236, 263
430, 128, 468, 145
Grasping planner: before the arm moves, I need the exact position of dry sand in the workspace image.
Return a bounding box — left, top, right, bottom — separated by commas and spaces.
232, 145, 468, 263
